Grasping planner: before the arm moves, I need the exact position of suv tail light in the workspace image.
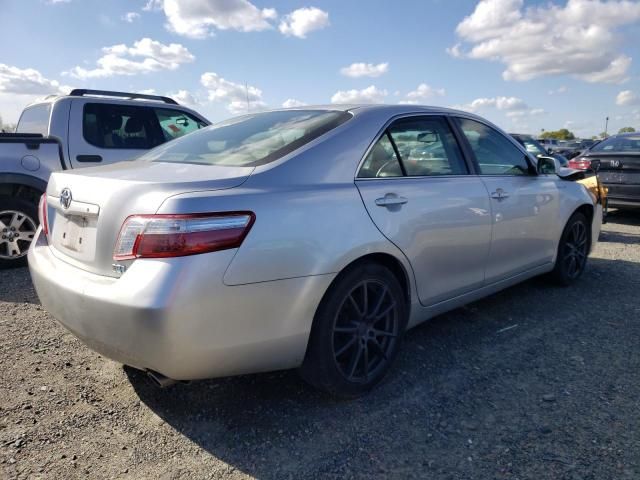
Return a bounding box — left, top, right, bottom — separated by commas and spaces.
568, 157, 592, 170
38, 194, 49, 237
113, 212, 255, 261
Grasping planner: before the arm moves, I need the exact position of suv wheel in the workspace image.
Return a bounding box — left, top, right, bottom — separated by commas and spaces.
0, 196, 39, 269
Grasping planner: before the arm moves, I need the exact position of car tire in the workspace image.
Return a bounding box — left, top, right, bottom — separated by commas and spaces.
0, 196, 39, 270
300, 262, 408, 398
551, 212, 590, 286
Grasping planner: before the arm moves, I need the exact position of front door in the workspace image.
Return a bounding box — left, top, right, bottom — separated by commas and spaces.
356, 115, 492, 306
453, 117, 561, 283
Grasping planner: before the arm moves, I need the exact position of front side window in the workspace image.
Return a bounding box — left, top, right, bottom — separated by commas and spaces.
139, 110, 351, 166
16, 104, 51, 135
83, 103, 164, 149
456, 118, 530, 175
154, 108, 207, 141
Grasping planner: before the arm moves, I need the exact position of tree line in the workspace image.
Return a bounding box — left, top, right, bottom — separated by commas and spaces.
539, 126, 636, 140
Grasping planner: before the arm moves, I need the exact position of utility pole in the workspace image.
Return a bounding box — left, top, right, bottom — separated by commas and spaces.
604, 116, 609, 138
245, 82, 250, 112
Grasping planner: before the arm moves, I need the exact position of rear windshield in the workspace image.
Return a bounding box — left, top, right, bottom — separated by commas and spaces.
139, 110, 351, 166
591, 136, 640, 153
16, 104, 51, 135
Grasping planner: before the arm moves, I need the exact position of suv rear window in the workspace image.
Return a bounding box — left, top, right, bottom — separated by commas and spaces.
16, 104, 51, 135
139, 110, 351, 166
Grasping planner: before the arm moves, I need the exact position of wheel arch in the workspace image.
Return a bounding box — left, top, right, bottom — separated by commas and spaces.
0, 174, 47, 204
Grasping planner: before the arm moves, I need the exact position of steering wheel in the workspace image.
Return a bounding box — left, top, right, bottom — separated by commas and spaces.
376, 160, 400, 177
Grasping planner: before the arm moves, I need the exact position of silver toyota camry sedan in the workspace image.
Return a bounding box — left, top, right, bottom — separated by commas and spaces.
28, 105, 602, 396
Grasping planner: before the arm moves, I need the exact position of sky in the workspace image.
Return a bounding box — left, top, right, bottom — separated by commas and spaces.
0, 0, 639, 138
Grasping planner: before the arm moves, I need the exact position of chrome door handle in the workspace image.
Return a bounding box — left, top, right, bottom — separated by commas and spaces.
490, 188, 509, 200
375, 194, 408, 207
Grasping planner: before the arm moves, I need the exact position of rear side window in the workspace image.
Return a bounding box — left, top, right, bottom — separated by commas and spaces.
16, 104, 51, 135
139, 110, 351, 166
358, 116, 467, 178
154, 108, 207, 141
456, 118, 530, 175
83, 103, 165, 149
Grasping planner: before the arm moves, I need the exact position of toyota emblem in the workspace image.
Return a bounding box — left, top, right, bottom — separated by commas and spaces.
60, 188, 72, 209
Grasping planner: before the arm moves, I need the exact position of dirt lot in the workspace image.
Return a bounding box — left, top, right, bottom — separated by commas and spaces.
1, 210, 639, 480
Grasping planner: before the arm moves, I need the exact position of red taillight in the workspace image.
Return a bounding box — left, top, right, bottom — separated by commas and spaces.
568, 158, 592, 170
113, 212, 255, 261
38, 194, 49, 237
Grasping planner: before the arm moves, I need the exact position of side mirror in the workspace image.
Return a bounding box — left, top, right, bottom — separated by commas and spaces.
537, 155, 557, 174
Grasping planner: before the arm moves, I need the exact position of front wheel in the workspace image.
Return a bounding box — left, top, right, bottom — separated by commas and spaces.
551, 212, 590, 285
0, 196, 39, 269
300, 262, 408, 397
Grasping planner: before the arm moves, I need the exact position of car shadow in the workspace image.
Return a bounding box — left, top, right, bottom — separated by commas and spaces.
599, 230, 640, 245
0, 266, 38, 304
126, 256, 639, 479
605, 208, 640, 226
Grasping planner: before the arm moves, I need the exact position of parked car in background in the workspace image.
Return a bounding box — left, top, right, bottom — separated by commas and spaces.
29, 105, 602, 397
538, 138, 560, 152
511, 133, 568, 166
555, 139, 599, 160
0, 89, 210, 268
571, 133, 640, 208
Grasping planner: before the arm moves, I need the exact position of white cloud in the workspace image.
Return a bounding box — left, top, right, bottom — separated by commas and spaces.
506, 108, 546, 118
450, 0, 640, 84
399, 83, 446, 104
331, 85, 387, 104
0, 64, 70, 96
279, 7, 329, 38
282, 98, 307, 108
143, 0, 163, 11
46, 0, 71, 4
340, 62, 388, 78
169, 89, 198, 106
616, 90, 639, 106
457, 96, 528, 112
67, 38, 194, 79
548, 86, 568, 95
163, 0, 277, 38
122, 12, 140, 22
201, 72, 266, 113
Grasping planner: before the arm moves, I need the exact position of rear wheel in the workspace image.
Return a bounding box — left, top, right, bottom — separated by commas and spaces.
0, 196, 39, 269
551, 212, 589, 285
300, 262, 408, 397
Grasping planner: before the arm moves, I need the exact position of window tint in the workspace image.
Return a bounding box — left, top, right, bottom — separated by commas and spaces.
457, 118, 530, 175
154, 108, 207, 141
591, 135, 640, 152
388, 117, 467, 176
358, 134, 403, 178
83, 103, 165, 149
16, 104, 51, 135
139, 110, 351, 167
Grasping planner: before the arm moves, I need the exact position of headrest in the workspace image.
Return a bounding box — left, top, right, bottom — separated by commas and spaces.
124, 117, 144, 134
104, 114, 122, 132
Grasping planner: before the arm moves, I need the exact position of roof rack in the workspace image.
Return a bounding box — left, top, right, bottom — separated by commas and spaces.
68, 89, 178, 105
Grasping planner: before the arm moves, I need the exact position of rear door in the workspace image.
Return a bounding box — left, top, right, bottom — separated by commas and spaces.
356, 115, 492, 306
453, 117, 562, 283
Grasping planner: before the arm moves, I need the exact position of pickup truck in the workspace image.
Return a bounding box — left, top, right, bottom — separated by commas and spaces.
0, 89, 210, 268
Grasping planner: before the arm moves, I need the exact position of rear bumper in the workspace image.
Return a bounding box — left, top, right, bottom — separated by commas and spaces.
28, 229, 334, 380
603, 183, 640, 207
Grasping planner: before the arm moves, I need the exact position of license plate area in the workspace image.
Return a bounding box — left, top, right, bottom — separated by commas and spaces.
52, 214, 98, 261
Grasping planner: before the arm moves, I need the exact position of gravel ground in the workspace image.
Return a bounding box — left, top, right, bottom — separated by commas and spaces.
1, 210, 639, 480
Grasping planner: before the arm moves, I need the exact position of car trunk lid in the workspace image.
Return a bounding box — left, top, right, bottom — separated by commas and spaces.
45, 161, 254, 277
